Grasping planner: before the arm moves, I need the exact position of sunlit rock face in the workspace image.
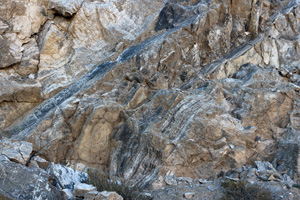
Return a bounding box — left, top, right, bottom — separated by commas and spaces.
1, 0, 300, 199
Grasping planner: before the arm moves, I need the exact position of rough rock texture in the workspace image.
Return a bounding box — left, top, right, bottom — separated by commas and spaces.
0, 138, 32, 165
0, 160, 61, 200
149, 161, 300, 199
48, 0, 84, 17
223, 161, 296, 188
84, 191, 123, 200
74, 183, 97, 198
151, 176, 300, 200
47, 163, 88, 190
47, 163, 99, 199
1, 0, 300, 199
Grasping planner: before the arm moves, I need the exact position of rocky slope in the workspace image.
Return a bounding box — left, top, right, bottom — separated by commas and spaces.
1, 0, 300, 199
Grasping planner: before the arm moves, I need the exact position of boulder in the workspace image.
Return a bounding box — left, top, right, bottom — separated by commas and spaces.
183, 192, 195, 199
84, 191, 123, 200
0, 138, 32, 165
255, 161, 282, 181
0, 160, 61, 200
74, 183, 97, 198
47, 163, 88, 190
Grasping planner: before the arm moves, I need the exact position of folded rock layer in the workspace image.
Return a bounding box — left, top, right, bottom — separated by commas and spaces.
1, 0, 300, 199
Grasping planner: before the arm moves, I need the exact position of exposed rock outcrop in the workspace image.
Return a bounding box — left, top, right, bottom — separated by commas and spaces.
0, 160, 61, 200
1, 0, 300, 199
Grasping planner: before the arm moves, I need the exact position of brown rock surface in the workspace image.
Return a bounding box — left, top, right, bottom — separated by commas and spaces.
1, 0, 300, 199
84, 191, 123, 200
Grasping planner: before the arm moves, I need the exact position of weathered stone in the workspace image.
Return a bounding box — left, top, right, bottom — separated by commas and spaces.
0, 20, 9, 34
0, 155, 9, 161
155, 3, 186, 31
231, 0, 252, 20
37, 18, 73, 99
151, 176, 165, 189
0, 74, 43, 130
0, 35, 20, 69
0, 75, 42, 103
47, 163, 88, 190
31, 156, 50, 170
0, 0, 47, 70
36, 0, 164, 99
0, 160, 61, 200
165, 175, 178, 186
183, 192, 195, 199
68, 163, 88, 172
255, 161, 282, 181
0, 138, 32, 165
84, 191, 123, 200
48, 0, 84, 17
177, 177, 193, 185
1, 0, 300, 199
240, 168, 258, 182
67, 103, 122, 169
128, 87, 150, 109
61, 189, 74, 200
249, 0, 262, 35
274, 140, 300, 182
74, 183, 97, 198
15, 38, 40, 76
281, 174, 296, 188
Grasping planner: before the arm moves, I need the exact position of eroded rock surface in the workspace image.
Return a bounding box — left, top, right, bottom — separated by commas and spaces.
1, 0, 300, 199
0, 138, 32, 165
84, 191, 123, 200
47, 163, 88, 190
0, 160, 61, 200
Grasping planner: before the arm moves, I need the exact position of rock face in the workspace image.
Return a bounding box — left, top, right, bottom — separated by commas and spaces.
0, 160, 61, 200
1, 0, 300, 199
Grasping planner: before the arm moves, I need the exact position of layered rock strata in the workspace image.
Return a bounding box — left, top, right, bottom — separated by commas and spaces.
1, 0, 300, 199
